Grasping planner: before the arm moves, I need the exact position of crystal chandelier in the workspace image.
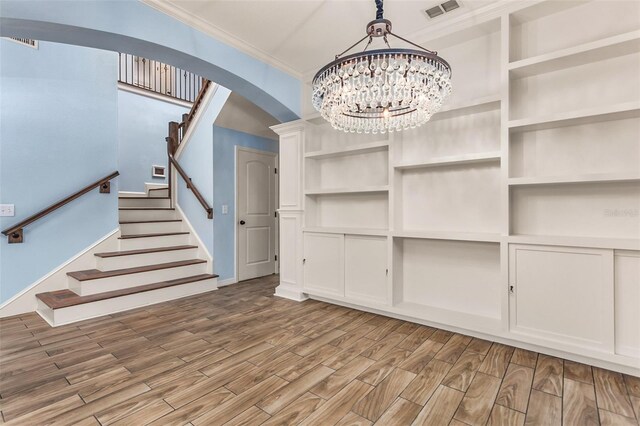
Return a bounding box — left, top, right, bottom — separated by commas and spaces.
312, 0, 452, 134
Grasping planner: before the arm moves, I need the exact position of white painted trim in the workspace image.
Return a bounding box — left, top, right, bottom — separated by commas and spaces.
140, 0, 302, 79
0, 228, 119, 318
217, 278, 238, 287
275, 283, 309, 302
174, 83, 219, 159
175, 204, 213, 272
308, 295, 640, 376
235, 146, 279, 282
118, 191, 146, 197
117, 82, 192, 108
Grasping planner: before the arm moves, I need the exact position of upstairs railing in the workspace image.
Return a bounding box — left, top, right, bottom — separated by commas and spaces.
1, 172, 119, 243
165, 79, 214, 219
118, 53, 204, 103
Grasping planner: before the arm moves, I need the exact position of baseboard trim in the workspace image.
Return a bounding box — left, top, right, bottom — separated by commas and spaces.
0, 228, 120, 318
175, 204, 213, 267
274, 283, 308, 302
308, 294, 640, 377
217, 278, 237, 287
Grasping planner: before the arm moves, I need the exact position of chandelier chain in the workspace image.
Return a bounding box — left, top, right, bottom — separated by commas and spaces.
375, 0, 384, 19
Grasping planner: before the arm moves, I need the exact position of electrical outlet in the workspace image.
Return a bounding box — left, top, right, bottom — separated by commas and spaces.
222, 205, 228, 215
0, 204, 15, 217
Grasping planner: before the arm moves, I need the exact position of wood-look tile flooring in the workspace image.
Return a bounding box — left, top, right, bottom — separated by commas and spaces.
1, 275, 639, 425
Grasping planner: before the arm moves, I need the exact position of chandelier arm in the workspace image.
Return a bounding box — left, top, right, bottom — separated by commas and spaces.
335, 34, 370, 59
388, 31, 437, 55
362, 36, 374, 52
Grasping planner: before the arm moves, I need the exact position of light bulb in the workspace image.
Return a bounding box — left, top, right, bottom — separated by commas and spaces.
382, 107, 390, 118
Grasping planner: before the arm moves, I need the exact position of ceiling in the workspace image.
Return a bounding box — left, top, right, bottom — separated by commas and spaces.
148, 0, 500, 78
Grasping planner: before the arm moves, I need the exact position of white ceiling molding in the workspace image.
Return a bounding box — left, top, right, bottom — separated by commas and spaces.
141, 0, 303, 79
144, 0, 544, 84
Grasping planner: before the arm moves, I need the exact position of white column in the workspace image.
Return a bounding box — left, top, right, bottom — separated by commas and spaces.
271, 121, 307, 301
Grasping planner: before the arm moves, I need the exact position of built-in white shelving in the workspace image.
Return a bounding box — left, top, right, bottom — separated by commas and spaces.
508, 234, 640, 251
304, 141, 389, 159
275, 0, 640, 376
304, 186, 389, 195
509, 30, 640, 78
436, 94, 501, 115
394, 151, 501, 170
393, 230, 501, 243
508, 101, 640, 132
509, 173, 640, 186
304, 227, 389, 236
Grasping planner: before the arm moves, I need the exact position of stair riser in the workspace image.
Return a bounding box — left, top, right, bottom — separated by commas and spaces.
118, 210, 177, 221
119, 234, 190, 250
118, 198, 171, 208
38, 278, 217, 326
96, 248, 199, 271
148, 189, 169, 197
69, 263, 207, 296
119, 222, 184, 234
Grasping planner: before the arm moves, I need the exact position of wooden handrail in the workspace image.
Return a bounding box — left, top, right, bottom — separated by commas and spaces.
185, 79, 211, 126
168, 154, 213, 219
2, 171, 119, 243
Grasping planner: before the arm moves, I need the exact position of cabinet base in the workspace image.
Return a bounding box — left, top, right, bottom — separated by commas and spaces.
274, 283, 308, 302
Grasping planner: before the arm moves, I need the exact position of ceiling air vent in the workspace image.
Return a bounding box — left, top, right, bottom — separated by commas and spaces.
3, 37, 38, 49
425, 0, 461, 19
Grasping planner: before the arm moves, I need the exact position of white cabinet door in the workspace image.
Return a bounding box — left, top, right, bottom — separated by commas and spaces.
345, 235, 388, 304
303, 232, 344, 297
509, 244, 614, 352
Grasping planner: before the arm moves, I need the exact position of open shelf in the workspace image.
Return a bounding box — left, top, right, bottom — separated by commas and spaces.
395, 151, 501, 170
508, 235, 640, 251
305, 141, 389, 159
393, 230, 501, 243
436, 94, 501, 115
508, 101, 640, 132
303, 227, 388, 236
392, 302, 502, 332
509, 30, 640, 78
509, 173, 640, 186
305, 186, 389, 195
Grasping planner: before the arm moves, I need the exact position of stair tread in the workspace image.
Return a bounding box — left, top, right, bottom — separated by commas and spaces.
67, 259, 206, 281
148, 188, 168, 192
37, 274, 218, 309
119, 220, 182, 224
95, 245, 198, 258
119, 232, 189, 239
119, 207, 175, 210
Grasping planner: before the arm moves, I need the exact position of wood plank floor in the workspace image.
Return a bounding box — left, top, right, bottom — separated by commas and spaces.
1, 275, 638, 425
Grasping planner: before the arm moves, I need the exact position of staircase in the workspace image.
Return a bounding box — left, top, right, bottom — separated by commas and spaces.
35, 187, 218, 326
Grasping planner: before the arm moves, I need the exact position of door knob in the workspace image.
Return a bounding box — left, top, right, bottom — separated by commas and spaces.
239, 220, 246, 225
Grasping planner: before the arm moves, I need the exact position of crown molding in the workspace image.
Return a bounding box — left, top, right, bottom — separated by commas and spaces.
141, 0, 303, 80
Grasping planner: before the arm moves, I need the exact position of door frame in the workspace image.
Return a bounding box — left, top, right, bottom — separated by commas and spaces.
235, 146, 279, 282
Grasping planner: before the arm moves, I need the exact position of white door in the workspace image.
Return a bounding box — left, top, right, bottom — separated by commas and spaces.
237, 148, 277, 281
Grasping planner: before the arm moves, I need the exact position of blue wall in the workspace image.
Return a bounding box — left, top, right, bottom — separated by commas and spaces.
177, 86, 231, 260
0, 0, 301, 122
212, 126, 278, 281
117, 90, 188, 192
0, 40, 118, 303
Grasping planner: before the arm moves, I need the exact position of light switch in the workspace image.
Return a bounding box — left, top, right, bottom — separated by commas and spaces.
0, 204, 15, 217
222, 205, 228, 215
